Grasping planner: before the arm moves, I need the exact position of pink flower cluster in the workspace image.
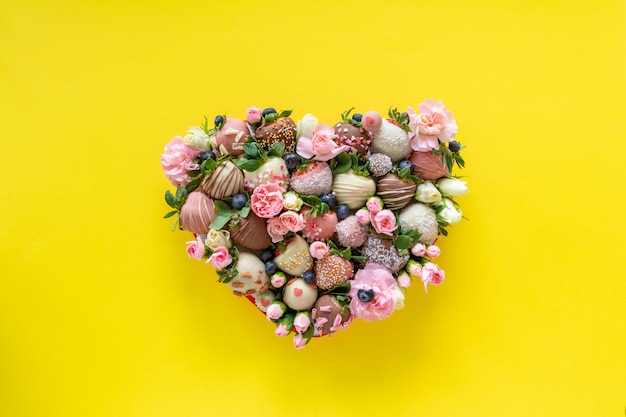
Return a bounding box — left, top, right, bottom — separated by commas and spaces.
161, 136, 202, 186
207, 246, 232, 270
251, 182, 285, 218
296, 124, 351, 161
267, 210, 305, 243
355, 197, 397, 236
348, 263, 401, 321
407, 99, 458, 152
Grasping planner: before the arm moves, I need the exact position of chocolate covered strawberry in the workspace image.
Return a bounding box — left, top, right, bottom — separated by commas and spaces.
254, 109, 297, 154
314, 253, 354, 290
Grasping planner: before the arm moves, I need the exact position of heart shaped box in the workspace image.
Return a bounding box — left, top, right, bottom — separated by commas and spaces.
161, 101, 468, 349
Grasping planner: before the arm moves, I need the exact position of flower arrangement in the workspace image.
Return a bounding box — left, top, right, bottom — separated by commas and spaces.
161, 100, 468, 349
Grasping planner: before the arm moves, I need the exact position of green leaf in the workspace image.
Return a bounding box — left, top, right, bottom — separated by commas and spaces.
163, 210, 177, 219
165, 190, 176, 208
302, 323, 315, 339
278, 110, 292, 118
175, 185, 187, 201
239, 205, 250, 218
268, 141, 285, 158
185, 177, 201, 194
236, 158, 263, 172
243, 142, 259, 158
213, 200, 232, 216
395, 235, 414, 250
318, 202, 329, 215
201, 158, 217, 174
332, 152, 352, 174
209, 213, 231, 230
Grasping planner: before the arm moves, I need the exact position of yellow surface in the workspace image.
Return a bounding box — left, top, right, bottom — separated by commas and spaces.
1, 1, 625, 416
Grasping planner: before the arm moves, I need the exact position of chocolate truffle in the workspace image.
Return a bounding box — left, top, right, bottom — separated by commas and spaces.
313, 294, 351, 335
179, 191, 216, 234
230, 212, 271, 251
228, 252, 269, 296
282, 278, 318, 311
314, 253, 354, 290
370, 119, 412, 162
254, 117, 297, 153
333, 122, 372, 155
199, 160, 244, 199
361, 235, 410, 274
290, 161, 333, 196
376, 173, 417, 211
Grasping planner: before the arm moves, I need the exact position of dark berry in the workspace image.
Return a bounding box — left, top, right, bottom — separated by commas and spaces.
449, 141, 461, 152
199, 151, 211, 162
401, 112, 408, 120
320, 193, 336, 210
336, 204, 350, 221
231, 194, 247, 210
357, 289, 375, 303
262, 108, 277, 117
352, 113, 362, 122
214, 115, 225, 126
284, 153, 299, 171
265, 260, 278, 275
270, 318, 279, 324
260, 248, 275, 263
302, 270, 316, 284
398, 160, 414, 171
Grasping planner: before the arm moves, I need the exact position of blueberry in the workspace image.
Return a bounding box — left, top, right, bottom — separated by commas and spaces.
199, 151, 211, 162
449, 141, 461, 152
302, 270, 316, 284
260, 248, 275, 263
357, 289, 375, 303
284, 153, 299, 171
398, 160, 414, 171
265, 260, 278, 275
270, 318, 279, 324
231, 193, 247, 210
262, 108, 277, 117
352, 113, 362, 122
320, 193, 336, 210
336, 204, 350, 221
214, 115, 225, 126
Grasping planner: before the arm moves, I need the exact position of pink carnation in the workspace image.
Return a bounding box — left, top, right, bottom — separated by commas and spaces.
267, 217, 288, 243
371, 209, 397, 236
275, 323, 289, 337
421, 262, 445, 291
407, 100, 458, 152
279, 211, 305, 232
294, 313, 311, 333
348, 263, 400, 321
293, 333, 307, 349
160, 136, 202, 186
251, 182, 285, 218
185, 236, 205, 260
296, 124, 350, 161
207, 246, 232, 271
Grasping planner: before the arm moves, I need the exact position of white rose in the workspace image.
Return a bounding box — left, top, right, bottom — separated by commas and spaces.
205, 229, 232, 250
415, 182, 442, 204
438, 198, 462, 225
296, 113, 318, 139
183, 126, 210, 150
393, 286, 405, 310
436, 177, 469, 197
282, 191, 303, 211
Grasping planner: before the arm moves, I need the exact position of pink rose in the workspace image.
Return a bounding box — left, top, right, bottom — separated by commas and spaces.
309, 241, 329, 259
421, 262, 445, 291
355, 208, 371, 224
266, 302, 286, 320
267, 217, 288, 243
348, 263, 399, 321
275, 323, 289, 337
426, 245, 441, 258
207, 246, 232, 271
251, 182, 285, 218
411, 243, 426, 257
371, 209, 397, 236
407, 260, 422, 277
407, 100, 458, 152
246, 106, 262, 124
366, 197, 383, 214
160, 136, 202, 186
294, 312, 311, 333
279, 211, 305, 232
397, 272, 412, 288
293, 333, 307, 349
296, 124, 350, 161
185, 236, 205, 260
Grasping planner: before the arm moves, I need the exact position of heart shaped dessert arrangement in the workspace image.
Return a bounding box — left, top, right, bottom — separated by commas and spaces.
161, 100, 468, 348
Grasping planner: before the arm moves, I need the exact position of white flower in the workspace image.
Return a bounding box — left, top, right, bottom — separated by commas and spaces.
205, 229, 232, 250
438, 198, 462, 225
393, 286, 405, 310
282, 191, 303, 211
296, 113, 318, 139
415, 182, 442, 204
436, 177, 469, 197
183, 126, 210, 150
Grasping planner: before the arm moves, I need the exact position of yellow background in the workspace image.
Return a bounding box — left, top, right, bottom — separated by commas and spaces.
1, 1, 625, 416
